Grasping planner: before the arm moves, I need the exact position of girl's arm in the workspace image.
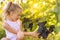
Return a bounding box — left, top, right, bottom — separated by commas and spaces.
23, 32, 33, 36
3, 22, 18, 34
23, 30, 38, 38
19, 19, 38, 37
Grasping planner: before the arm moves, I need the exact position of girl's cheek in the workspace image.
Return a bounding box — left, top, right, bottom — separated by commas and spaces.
17, 15, 20, 18
15, 16, 19, 19
13, 14, 19, 20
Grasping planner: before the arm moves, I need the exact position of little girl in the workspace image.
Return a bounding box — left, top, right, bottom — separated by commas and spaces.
1, 2, 39, 40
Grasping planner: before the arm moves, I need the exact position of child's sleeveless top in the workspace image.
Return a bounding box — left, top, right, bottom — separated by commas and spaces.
4, 19, 21, 39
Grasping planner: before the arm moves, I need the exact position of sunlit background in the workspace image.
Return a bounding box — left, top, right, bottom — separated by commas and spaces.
0, 0, 60, 40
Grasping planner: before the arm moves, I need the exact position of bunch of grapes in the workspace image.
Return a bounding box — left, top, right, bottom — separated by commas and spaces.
23, 18, 55, 39
23, 17, 33, 31
37, 21, 55, 39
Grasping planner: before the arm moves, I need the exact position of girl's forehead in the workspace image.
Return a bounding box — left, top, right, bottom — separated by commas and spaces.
14, 9, 22, 13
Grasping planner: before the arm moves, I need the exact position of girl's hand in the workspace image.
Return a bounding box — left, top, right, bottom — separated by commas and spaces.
31, 31, 39, 38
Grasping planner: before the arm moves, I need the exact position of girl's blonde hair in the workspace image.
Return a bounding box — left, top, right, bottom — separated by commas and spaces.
2, 2, 23, 20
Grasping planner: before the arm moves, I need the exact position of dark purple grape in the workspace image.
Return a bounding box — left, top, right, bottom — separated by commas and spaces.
23, 18, 31, 22
24, 29, 27, 32
49, 25, 55, 32
29, 23, 33, 31
41, 32, 47, 39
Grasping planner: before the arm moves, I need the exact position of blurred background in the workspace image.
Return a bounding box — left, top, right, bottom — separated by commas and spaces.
0, 0, 60, 40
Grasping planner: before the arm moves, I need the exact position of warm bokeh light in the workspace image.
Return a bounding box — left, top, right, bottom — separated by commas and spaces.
0, 0, 60, 40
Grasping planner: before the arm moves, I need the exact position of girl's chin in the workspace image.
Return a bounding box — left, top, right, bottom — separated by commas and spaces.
13, 18, 18, 21
16, 18, 19, 20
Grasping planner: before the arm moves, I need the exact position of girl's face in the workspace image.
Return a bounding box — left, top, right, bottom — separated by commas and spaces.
9, 9, 22, 21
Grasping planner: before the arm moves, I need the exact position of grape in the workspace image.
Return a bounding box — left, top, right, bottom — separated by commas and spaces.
24, 27, 27, 32
49, 25, 55, 32
41, 32, 47, 39
29, 23, 33, 31
23, 17, 31, 23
